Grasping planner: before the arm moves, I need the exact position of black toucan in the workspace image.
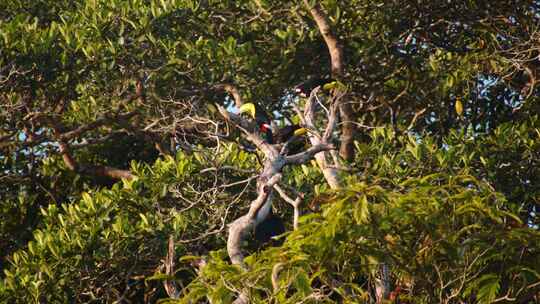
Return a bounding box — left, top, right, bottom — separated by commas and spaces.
294, 77, 336, 97
238, 103, 271, 126
239, 103, 273, 142
254, 209, 285, 248
272, 124, 309, 154
272, 124, 306, 144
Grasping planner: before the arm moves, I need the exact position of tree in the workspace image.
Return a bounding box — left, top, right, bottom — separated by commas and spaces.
1, 0, 539, 303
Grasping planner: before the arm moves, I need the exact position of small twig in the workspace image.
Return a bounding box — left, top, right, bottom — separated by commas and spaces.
406, 108, 427, 130
274, 184, 301, 230
271, 263, 285, 293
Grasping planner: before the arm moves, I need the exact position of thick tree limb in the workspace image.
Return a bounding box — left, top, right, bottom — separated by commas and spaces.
58, 141, 134, 180
227, 173, 282, 266
302, 0, 343, 76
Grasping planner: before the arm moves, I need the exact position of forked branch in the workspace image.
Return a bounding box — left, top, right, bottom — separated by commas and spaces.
219, 88, 341, 303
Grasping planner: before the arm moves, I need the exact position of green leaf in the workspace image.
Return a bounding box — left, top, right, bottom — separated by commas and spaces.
353, 195, 370, 224
146, 272, 174, 282
294, 271, 311, 296
476, 274, 500, 304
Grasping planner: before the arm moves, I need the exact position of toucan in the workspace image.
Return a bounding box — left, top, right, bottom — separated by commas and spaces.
239, 103, 308, 150
239, 103, 273, 143
272, 124, 307, 144
272, 124, 309, 155
254, 209, 285, 248
294, 77, 335, 97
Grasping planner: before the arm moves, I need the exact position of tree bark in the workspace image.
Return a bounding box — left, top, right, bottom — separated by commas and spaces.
303, 88, 341, 189
58, 141, 134, 180
303, 0, 355, 161
218, 98, 337, 303
301, 3, 390, 296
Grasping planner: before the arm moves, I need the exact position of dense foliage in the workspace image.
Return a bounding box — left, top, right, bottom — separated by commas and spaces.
1, 0, 539, 303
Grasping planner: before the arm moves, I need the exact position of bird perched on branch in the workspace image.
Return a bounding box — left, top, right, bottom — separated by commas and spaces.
293, 77, 336, 97
239, 103, 308, 152
272, 124, 309, 154
254, 209, 285, 248
239, 103, 273, 143
272, 124, 307, 144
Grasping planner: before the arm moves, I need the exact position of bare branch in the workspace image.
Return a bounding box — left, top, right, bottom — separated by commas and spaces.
214, 83, 245, 108
303, 88, 341, 189
274, 184, 301, 230
284, 143, 334, 164
218, 84, 342, 303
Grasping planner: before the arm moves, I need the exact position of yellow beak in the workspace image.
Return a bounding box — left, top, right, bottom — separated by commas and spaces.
238, 103, 256, 119
293, 127, 308, 136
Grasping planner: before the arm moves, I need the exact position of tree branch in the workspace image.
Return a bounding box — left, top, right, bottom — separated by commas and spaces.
302, 0, 355, 161
274, 184, 301, 230
57, 141, 134, 180
304, 88, 341, 189
302, 0, 343, 76
220, 85, 340, 303
214, 83, 245, 108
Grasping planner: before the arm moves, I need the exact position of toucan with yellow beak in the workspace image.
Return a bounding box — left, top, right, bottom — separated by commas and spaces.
239, 103, 308, 152
239, 103, 273, 142
293, 77, 336, 97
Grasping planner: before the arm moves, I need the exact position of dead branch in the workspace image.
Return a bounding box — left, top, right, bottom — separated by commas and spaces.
303, 88, 341, 189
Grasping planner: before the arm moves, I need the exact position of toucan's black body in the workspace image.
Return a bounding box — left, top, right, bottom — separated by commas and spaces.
273, 125, 302, 144
294, 77, 334, 97
268, 124, 307, 154
254, 212, 285, 247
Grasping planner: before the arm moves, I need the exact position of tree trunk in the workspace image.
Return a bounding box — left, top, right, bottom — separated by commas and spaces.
303, 0, 355, 161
